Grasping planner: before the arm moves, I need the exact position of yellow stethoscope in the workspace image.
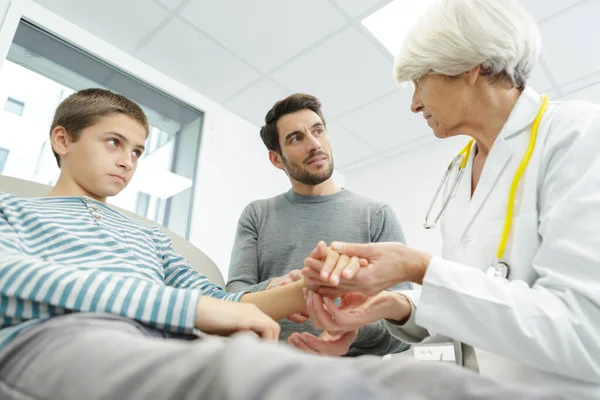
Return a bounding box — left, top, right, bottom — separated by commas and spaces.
423, 95, 549, 279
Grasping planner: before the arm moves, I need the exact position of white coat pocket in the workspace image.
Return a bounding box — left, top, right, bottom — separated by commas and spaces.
472, 212, 539, 283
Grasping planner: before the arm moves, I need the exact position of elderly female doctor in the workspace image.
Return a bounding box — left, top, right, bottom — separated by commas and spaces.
300, 0, 600, 399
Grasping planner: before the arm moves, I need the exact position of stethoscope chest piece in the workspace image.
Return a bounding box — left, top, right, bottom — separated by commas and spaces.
486, 261, 510, 279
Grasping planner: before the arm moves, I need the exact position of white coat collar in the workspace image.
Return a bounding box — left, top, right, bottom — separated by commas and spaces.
499, 86, 543, 141
455, 87, 544, 241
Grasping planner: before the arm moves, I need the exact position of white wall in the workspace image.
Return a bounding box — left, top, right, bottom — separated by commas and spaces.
344, 135, 467, 256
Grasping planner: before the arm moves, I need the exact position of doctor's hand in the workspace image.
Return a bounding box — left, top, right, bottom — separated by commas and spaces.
303, 241, 431, 295
288, 330, 358, 357
306, 290, 411, 333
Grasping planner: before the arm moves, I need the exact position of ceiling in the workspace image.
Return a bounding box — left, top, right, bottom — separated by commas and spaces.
32, 0, 600, 173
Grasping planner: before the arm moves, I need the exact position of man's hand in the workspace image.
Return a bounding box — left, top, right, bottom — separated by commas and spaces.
302, 241, 431, 295
266, 269, 309, 323
195, 296, 280, 341
288, 330, 358, 357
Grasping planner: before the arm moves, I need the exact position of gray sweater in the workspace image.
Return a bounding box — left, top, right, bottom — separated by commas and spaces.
226, 189, 410, 356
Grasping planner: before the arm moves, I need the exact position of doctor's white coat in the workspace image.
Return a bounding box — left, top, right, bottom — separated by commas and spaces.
387, 87, 600, 399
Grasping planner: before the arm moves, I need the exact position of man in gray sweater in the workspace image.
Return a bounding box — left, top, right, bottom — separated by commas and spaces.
226, 93, 410, 357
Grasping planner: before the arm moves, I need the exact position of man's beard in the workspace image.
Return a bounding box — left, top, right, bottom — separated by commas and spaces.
281, 152, 334, 186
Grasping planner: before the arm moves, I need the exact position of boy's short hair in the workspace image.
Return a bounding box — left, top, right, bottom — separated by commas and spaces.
260, 93, 326, 154
50, 88, 149, 167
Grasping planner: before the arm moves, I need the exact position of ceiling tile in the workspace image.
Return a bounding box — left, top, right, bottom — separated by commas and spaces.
538, 1, 600, 87
136, 18, 261, 102
334, 0, 389, 19
33, 0, 168, 53
337, 153, 386, 174
157, 0, 185, 9
384, 135, 436, 159
327, 122, 378, 168
527, 58, 554, 93
519, 0, 583, 22
336, 89, 429, 153
271, 26, 396, 117
224, 79, 291, 126
180, 0, 347, 73
559, 81, 600, 104
557, 70, 600, 96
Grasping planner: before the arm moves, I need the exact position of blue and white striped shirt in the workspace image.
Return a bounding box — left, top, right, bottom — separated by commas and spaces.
0, 193, 243, 349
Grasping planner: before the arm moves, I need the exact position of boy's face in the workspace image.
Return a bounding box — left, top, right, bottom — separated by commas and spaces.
59, 114, 147, 202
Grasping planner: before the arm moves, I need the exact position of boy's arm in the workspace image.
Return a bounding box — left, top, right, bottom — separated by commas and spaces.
0, 208, 199, 335
159, 229, 306, 321
0, 207, 280, 340
240, 280, 306, 321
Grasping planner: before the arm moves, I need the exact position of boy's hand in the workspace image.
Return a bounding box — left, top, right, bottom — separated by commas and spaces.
195, 296, 280, 341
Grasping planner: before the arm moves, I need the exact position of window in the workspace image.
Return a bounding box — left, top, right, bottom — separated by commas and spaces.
0, 21, 203, 239
0, 148, 8, 174
3, 97, 24, 116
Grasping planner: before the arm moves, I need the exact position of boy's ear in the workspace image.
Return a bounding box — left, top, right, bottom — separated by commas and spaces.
268, 150, 285, 170
51, 126, 70, 160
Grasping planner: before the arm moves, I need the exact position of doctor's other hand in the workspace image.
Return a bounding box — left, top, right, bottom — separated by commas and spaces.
288, 330, 358, 357
306, 290, 412, 334
266, 269, 309, 323
303, 241, 432, 295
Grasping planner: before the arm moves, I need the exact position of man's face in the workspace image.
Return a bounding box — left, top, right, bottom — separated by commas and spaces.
273, 109, 334, 186
59, 113, 147, 201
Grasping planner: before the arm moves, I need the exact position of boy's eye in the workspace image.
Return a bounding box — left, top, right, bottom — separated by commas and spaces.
132, 150, 142, 158
107, 139, 118, 147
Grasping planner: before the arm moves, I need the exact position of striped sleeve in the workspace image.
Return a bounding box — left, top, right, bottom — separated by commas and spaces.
0, 209, 200, 334
156, 229, 245, 302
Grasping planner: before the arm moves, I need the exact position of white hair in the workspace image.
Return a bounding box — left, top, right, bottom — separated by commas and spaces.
393, 0, 541, 89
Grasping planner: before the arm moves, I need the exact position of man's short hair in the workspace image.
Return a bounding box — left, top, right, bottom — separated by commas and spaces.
50, 88, 149, 167
260, 93, 326, 154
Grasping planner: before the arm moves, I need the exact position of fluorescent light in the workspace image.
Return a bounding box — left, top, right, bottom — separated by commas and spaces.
362, 0, 437, 57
